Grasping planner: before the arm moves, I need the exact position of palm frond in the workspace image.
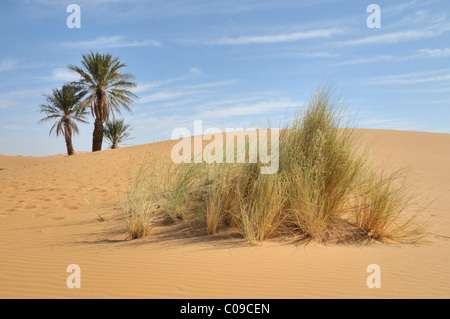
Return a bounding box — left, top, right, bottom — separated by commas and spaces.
103, 118, 133, 149
38, 84, 89, 137
68, 52, 138, 122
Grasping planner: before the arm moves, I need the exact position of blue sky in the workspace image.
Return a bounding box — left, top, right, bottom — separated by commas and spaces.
0, 0, 449, 156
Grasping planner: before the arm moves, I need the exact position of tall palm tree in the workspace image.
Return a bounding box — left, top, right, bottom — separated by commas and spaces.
103, 119, 133, 149
68, 51, 138, 152
39, 84, 88, 156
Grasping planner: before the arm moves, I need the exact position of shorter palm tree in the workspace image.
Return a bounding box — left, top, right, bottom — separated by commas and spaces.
39, 84, 88, 156
68, 51, 138, 152
103, 119, 133, 149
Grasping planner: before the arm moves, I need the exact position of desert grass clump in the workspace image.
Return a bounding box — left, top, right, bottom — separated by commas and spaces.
236, 172, 286, 244
276, 85, 424, 242
202, 150, 286, 244
121, 164, 158, 238
138, 83, 425, 244
162, 162, 205, 222
277, 86, 367, 240
352, 170, 425, 243
205, 165, 233, 235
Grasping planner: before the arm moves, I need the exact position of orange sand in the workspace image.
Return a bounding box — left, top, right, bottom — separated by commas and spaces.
0, 129, 449, 298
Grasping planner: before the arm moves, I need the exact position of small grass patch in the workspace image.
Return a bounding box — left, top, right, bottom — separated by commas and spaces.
121, 163, 158, 238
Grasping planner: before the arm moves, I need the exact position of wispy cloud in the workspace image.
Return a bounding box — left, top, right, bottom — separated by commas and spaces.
138, 80, 236, 104
243, 50, 341, 61
188, 80, 237, 89
61, 36, 161, 49
47, 68, 80, 82
0, 58, 18, 72
360, 118, 422, 131
24, 67, 80, 83
337, 30, 432, 46
337, 55, 395, 65
336, 23, 450, 46
417, 48, 450, 57
299, 52, 340, 58
211, 28, 344, 45
382, 0, 429, 16
388, 6, 447, 29
198, 98, 297, 119
337, 47, 450, 65
139, 90, 201, 104
0, 124, 24, 131
0, 98, 19, 109
189, 67, 203, 75
132, 69, 209, 94
431, 87, 450, 93
132, 79, 182, 94
0, 89, 45, 109
367, 70, 450, 85
130, 95, 298, 143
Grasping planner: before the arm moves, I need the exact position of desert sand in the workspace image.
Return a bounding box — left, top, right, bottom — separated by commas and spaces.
0, 129, 449, 299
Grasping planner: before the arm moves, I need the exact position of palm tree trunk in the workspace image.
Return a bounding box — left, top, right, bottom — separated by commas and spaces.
112, 142, 118, 149
92, 118, 103, 152
64, 120, 75, 156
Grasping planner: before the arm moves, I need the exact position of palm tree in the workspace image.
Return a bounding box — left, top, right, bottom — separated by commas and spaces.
39, 84, 88, 156
103, 119, 133, 149
68, 51, 138, 152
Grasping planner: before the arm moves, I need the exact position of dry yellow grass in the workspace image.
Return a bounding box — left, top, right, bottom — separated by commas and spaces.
134, 85, 425, 245
121, 163, 158, 238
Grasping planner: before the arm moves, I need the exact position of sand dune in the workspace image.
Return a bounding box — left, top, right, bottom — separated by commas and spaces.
0, 129, 449, 298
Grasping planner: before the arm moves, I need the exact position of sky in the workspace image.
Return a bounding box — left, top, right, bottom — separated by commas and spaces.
0, 0, 449, 156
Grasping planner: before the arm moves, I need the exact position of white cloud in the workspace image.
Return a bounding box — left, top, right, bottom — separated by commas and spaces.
417, 48, 450, 57
0, 124, 24, 131
389, 7, 447, 29
367, 70, 450, 85
360, 118, 421, 131
139, 90, 196, 103
211, 28, 344, 45
336, 23, 450, 46
337, 47, 450, 65
189, 67, 203, 75
198, 99, 297, 119
431, 87, 450, 93
300, 52, 340, 58
424, 98, 450, 105
0, 98, 19, 109
137, 80, 236, 104
132, 72, 228, 96
132, 79, 178, 94
164, 97, 207, 107
48, 68, 80, 82
61, 36, 161, 49
382, 0, 425, 15
337, 30, 434, 46
247, 50, 340, 60
0, 89, 45, 109
0, 58, 18, 72
337, 55, 394, 65
188, 80, 236, 89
